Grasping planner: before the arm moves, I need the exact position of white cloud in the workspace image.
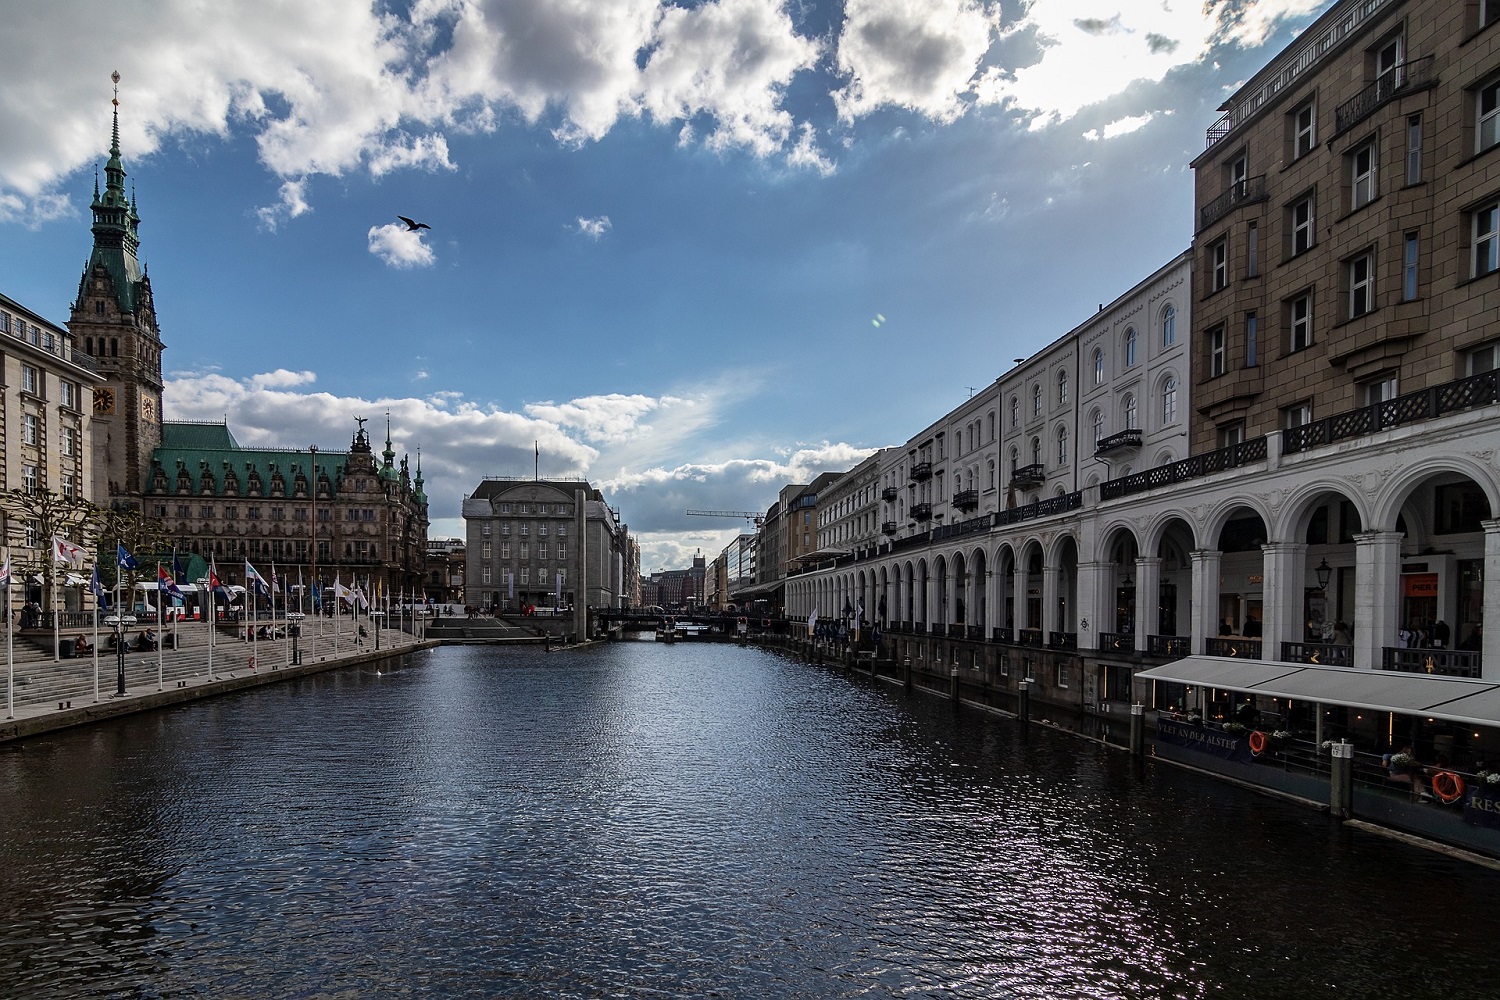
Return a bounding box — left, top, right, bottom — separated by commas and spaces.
833, 0, 999, 123
1083, 111, 1157, 141
367, 222, 436, 268
576, 215, 612, 239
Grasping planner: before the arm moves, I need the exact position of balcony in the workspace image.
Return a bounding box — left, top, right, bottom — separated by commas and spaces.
1048, 631, 1077, 651
911, 502, 933, 522
1198, 175, 1267, 232
910, 462, 933, 482
1147, 635, 1190, 659
1100, 437, 1266, 502
1093, 428, 1142, 456
1099, 632, 1134, 654
1283, 370, 1500, 455
1011, 463, 1045, 488
1333, 57, 1433, 139
1205, 636, 1262, 659
1282, 641, 1353, 667
881, 520, 898, 536
952, 488, 978, 512
1018, 628, 1043, 648
881, 486, 899, 502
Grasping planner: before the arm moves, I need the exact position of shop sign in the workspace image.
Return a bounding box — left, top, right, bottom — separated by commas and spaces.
1157, 718, 1253, 763
1463, 783, 1500, 830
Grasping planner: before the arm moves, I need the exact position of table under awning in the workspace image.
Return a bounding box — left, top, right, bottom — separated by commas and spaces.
1135, 656, 1500, 729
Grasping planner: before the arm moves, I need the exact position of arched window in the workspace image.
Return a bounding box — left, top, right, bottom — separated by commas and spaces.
1092, 410, 1105, 444
1057, 370, 1069, 404
1010, 396, 1019, 426
1124, 394, 1138, 429
1162, 377, 1178, 424
1161, 304, 1177, 347
1093, 347, 1105, 385
1124, 327, 1138, 366
987, 412, 995, 441
1056, 427, 1068, 465
987, 459, 996, 488
1032, 383, 1043, 416
1009, 447, 1019, 473
1030, 436, 1041, 466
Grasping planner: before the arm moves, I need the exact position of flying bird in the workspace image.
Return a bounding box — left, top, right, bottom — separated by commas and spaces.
397, 215, 431, 232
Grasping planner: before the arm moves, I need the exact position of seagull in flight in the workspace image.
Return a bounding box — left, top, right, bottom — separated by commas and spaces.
397, 215, 431, 232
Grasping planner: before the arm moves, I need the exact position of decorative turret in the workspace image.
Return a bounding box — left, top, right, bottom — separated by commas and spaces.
414, 450, 427, 505
379, 414, 399, 483
76, 70, 147, 317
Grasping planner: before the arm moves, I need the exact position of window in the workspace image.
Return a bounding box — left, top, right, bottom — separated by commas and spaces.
1480, 78, 1500, 154
1056, 427, 1068, 465
1209, 325, 1226, 377
521, 568, 530, 586
1284, 403, 1312, 428
22, 465, 37, 494
1124, 328, 1138, 366
1210, 239, 1228, 291
1363, 375, 1398, 404
520, 523, 529, 536
1161, 378, 1178, 424
1247, 222, 1259, 277
1406, 115, 1422, 185
1218, 423, 1245, 448
1161, 305, 1176, 347
22, 413, 37, 446
501, 542, 511, 559
1348, 251, 1375, 317
1123, 394, 1138, 429
1245, 312, 1258, 367
1473, 201, 1500, 277
1289, 293, 1313, 352
1010, 396, 1019, 426
60, 381, 75, 409
1092, 410, 1105, 444
1092, 348, 1105, 384
520, 542, 529, 560
61, 425, 75, 456
1468, 342, 1500, 374
21, 365, 37, 394
1403, 233, 1419, 301
1009, 447, 1019, 473
481, 541, 492, 560
1290, 193, 1315, 255
1057, 370, 1069, 404
1350, 140, 1377, 210
1226, 154, 1248, 197
538, 543, 548, 560
1292, 100, 1316, 158
1484, 0, 1500, 29
1030, 437, 1041, 466
482, 567, 492, 585
1032, 384, 1042, 416
61, 473, 76, 500
200, 504, 214, 518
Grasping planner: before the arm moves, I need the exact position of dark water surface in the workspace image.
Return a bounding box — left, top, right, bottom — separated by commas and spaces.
2, 642, 1497, 999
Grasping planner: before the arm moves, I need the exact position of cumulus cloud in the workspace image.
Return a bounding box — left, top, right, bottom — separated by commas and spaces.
833, 0, 999, 123
367, 222, 436, 268
161, 366, 875, 571
576, 215, 611, 239
1083, 111, 1157, 141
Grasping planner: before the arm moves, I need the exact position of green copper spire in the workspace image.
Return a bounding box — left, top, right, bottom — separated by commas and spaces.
77, 70, 145, 316
379, 414, 399, 481
414, 449, 427, 504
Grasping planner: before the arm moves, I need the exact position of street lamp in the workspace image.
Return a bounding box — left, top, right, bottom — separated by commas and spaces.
1315, 558, 1332, 592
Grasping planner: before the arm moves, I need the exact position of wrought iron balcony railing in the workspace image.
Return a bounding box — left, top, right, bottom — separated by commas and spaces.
1093, 428, 1142, 456
952, 488, 979, 512
1333, 56, 1433, 139
1283, 370, 1500, 455
1199, 175, 1267, 232
881, 486, 899, 502
881, 520, 898, 536
911, 502, 933, 521
910, 462, 933, 482
1100, 438, 1266, 502
1010, 463, 1045, 488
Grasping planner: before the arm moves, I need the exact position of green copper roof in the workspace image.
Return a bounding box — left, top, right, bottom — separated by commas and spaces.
76, 79, 145, 316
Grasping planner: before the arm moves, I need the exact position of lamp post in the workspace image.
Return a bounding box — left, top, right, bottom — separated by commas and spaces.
114, 622, 126, 696
1315, 557, 1333, 592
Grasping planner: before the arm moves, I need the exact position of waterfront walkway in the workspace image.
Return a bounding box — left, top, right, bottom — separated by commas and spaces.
1, 618, 436, 743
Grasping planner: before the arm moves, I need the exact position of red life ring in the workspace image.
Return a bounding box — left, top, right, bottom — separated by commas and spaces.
1248, 730, 1267, 755
1431, 770, 1466, 804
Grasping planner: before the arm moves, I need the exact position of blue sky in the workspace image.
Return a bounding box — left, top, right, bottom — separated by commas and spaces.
0, 0, 1329, 571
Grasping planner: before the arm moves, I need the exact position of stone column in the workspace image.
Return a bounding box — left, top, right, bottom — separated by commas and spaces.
1075, 560, 1106, 653
1134, 556, 1162, 644
1260, 542, 1307, 664
1190, 549, 1223, 655
1042, 564, 1060, 639
1483, 520, 1500, 682
1012, 565, 1028, 632
1353, 530, 1403, 671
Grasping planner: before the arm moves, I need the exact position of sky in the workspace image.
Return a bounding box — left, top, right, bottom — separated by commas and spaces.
0, 0, 1331, 573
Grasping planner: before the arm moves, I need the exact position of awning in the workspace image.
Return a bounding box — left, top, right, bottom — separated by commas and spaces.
1135, 656, 1500, 729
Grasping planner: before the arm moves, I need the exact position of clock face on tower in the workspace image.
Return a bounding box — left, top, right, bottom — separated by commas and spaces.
93, 386, 116, 414
141, 393, 156, 422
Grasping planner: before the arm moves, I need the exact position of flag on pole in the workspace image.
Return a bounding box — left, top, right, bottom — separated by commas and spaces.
0, 550, 10, 590
209, 560, 228, 599
52, 536, 86, 569
117, 543, 138, 570
89, 564, 108, 607
173, 550, 186, 584
158, 563, 185, 601
245, 560, 270, 597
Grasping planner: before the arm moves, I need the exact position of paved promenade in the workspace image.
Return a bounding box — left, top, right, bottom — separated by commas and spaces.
1, 617, 436, 743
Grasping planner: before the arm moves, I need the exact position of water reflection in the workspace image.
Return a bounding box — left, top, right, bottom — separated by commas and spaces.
2, 642, 1498, 998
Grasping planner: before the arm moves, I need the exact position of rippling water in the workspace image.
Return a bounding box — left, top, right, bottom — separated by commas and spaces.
2, 642, 1498, 999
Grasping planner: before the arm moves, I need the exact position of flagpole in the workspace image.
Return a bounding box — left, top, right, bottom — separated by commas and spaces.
5, 548, 13, 720
156, 581, 163, 691
52, 559, 60, 663
92, 581, 99, 703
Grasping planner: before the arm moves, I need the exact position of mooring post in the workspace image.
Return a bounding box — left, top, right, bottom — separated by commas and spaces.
1018, 679, 1030, 722
949, 668, 960, 707
1129, 702, 1145, 756
1330, 740, 1355, 819
903, 656, 912, 694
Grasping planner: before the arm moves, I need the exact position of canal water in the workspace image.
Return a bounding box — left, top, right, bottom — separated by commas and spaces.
2, 642, 1498, 999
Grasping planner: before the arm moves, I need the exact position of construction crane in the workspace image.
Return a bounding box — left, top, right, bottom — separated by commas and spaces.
686, 509, 764, 528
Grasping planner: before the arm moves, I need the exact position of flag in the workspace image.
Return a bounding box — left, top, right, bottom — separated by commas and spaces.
52, 535, 86, 569
245, 560, 270, 597
172, 549, 186, 584
808, 608, 818, 635
0, 550, 9, 590
90, 564, 108, 607
311, 579, 321, 610
117, 543, 137, 570
158, 564, 185, 601
209, 560, 228, 599
270, 562, 280, 594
